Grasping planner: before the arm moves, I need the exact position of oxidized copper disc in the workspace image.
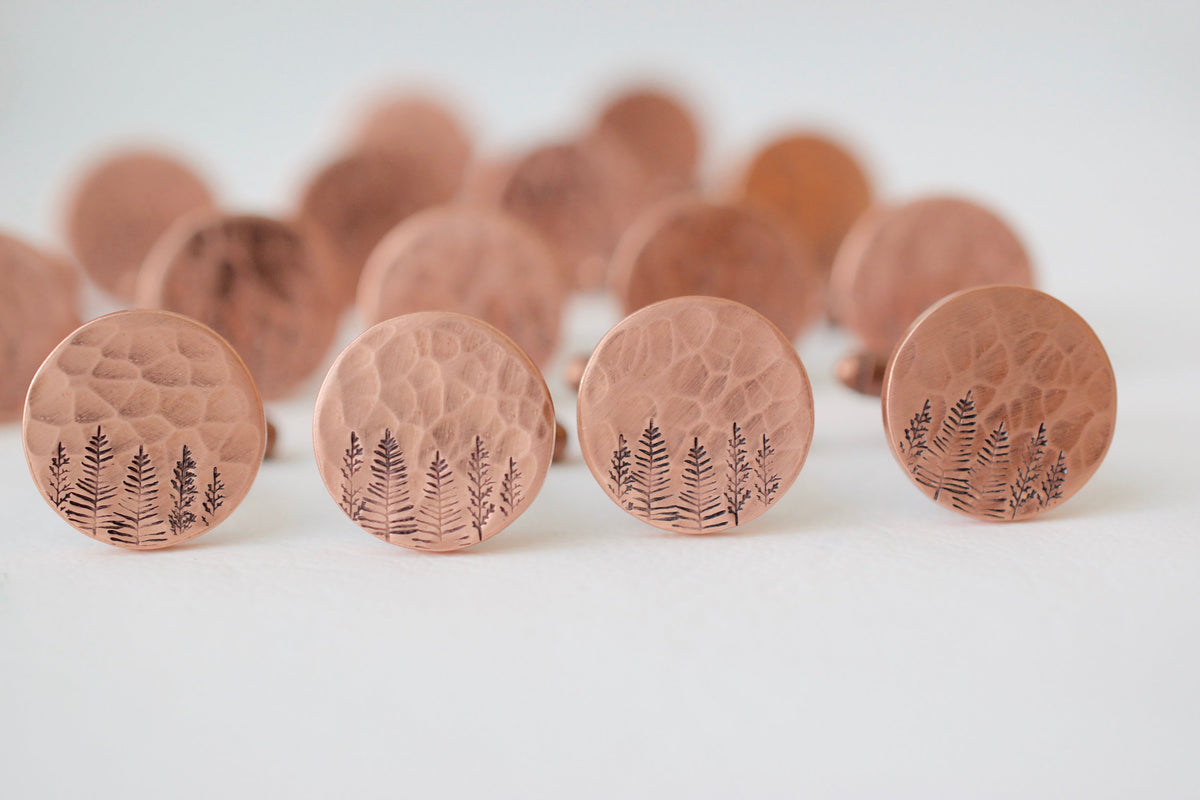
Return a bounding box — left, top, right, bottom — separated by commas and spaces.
882, 285, 1116, 522
591, 86, 700, 196
137, 213, 339, 401
734, 133, 872, 277
610, 197, 822, 341
296, 148, 460, 305
349, 93, 472, 190
62, 149, 214, 300
1, 234, 82, 422
23, 310, 266, 549
357, 207, 566, 366
577, 296, 814, 533
830, 195, 1034, 354
312, 312, 555, 552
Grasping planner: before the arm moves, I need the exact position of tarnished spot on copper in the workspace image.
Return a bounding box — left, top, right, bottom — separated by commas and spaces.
882, 285, 1116, 522
835, 350, 888, 397
563, 352, 590, 394
312, 312, 555, 552
590, 86, 700, 198
62, 149, 214, 300
357, 207, 566, 366
349, 92, 472, 189
610, 197, 822, 341
553, 420, 568, 464
22, 310, 266, 549
577, 296, 813, 533
0, 233, 82, 422
137, 213, 339, 401
830, 195, 1034, 354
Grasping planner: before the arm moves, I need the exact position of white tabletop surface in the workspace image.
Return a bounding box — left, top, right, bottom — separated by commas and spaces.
2, 1, 1198, 797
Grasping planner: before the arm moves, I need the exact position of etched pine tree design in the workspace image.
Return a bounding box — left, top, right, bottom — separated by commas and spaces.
47, 441, 73, 511
467, 435, 496, 542
500, 456, 522, 516
916, 391, 977, 500
201, 467, 225, 526
168, 444, 198, 536
724, 421, 751, 525
1039, 449, 1068, 509
1009, 422, 1048, 518
340, 431, 366, 521
674, 437, 724, 531
954, 420, 1011, 518
899, 399, 933, 472
362, 429, 415, 539
630, 419, 675, 522
416, 450, 464, 542
607, 433, 634, 507
109, 445, 166, 546
67, 425, 116, 536
754, 433, 780, 506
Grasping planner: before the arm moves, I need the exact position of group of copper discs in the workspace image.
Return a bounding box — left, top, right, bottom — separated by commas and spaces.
4, 83, 1116, 551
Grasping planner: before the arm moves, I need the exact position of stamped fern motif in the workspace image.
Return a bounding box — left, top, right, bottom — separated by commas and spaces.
674, 437, 724, 531
67, 425, 116, 536
109, 445, 166, 546
415, 450, 465, 543
899, 399, 933, 472
630, 419, 675, 522
47, 442, 73, 511
168, 444, 198, 537
953, 420, 1011, 518
1009, 422, 1048, 518
724, 422, 751, 525
607, 433, 634, 506
754, 433, 780, 506
1039, 449, 1068, 509
500, 457, 522, 516
339, 431, 366, 521
915, 391, 977, 500
362, 429, 415, 539
202, 467, 225, 526
467, 435, 496, 542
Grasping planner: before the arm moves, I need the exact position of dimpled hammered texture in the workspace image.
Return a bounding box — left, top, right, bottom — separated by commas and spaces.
313, 312, 555, 552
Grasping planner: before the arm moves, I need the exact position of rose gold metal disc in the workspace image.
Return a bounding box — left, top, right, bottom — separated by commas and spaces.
62, 149, 214, 300
350, 93, 472, 188
882, 285, 1116, 522
357, 207, 566, 366
296, 148, 461, 305
610, 197, 822, 341
591, 86, 700, 196
22, 310, 266, 549
312, 312, 555, 552
137, 213, 339, 401
734, 133, 872, 277
577, 296, 814, 533
830, 195, 1034, 354
1, 233, 82, 422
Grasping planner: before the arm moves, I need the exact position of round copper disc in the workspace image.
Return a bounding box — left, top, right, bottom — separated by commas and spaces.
610, 197, 823, 341
23, 310, 266, 549
357, 207, 566, 366
1, 234, 82, 422
296, 148, 461, 306
830, 195, 1034, 354
62, 149, 214, 300
734, 133, 872, 278
591, 86, 700, 196
577, 296, 814, 533
349, 93, 472, 187
312, 312, 555, 552
882, 285, 1116, 522
137, 213, 339, 401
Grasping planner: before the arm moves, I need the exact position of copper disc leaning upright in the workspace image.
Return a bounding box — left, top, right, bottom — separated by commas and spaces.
23, 310, 266, 549
882, 285, 1116, 522
577, 296, 814, 533
591, 86, 700, 197
312, 312, 556, 552
137, 213, 339, 401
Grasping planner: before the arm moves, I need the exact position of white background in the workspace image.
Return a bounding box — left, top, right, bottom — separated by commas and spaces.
2, 1, 1198, 797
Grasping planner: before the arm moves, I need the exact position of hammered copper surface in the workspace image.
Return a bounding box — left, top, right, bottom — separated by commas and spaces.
137, 213, 338, 401
830, 196, 1034, 353
356, 207, 565, 366
610, 198, 822, 341
63, 150, 213, 300
735, 133, 872, 277
313, 312, 555, 552
577, 296, 813, 533
23, 310, 266, 548
591, 87, 699, 196
297, 149, 460, 305
882, 286, 1115, 522
1, 234, 82, 422
350, 93, 472, 190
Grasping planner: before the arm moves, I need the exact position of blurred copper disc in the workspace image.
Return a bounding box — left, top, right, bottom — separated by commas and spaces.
830, 195, 1034, 354
23, 310, 266, 549
610, 197, 822, 341
735, 133, 872, 277
313, 312, 555, 552
62, 149, 214, 300
882, 285, 1116, 522
357, 207, 566, 366
591, 86, 700, 196
296, 148, 460, 305
350, 92, 472, 177
137, 213, 339, 401
1, 233, 82, 422
577, 296, 814, 533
